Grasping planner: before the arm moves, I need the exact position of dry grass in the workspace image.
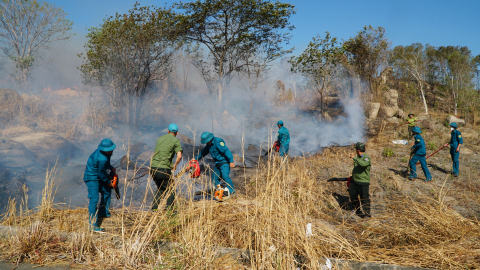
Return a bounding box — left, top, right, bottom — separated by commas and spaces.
0, 138, 480, 269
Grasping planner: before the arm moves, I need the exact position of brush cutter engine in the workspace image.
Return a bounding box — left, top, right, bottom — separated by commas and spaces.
189, 159, 201, 178
274, 141, 280, 152
214, 184, 230, 202
108, 173, 121, 199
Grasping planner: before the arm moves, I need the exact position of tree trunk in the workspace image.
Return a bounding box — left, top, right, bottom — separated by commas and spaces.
249, 96, 253, 117
419, 83, 428, 115
134, 97, 143, 129
126, 95, 133, 126
320, 91, 324, 114
454, 91, 458, 116
349, 77, 354, 99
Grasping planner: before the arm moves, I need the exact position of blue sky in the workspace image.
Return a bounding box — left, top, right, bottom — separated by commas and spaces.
51, 0, 480, 56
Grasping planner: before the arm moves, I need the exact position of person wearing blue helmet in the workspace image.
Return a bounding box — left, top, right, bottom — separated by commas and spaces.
409, 127, 432, 181
150, 123, 183, 211
444, 122, 463, 177
83, 138, 117, 232
276, 120, 290, 157
195, 132, 235, 199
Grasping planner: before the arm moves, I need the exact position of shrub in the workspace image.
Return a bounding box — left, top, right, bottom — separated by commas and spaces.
383, 147, 394, 157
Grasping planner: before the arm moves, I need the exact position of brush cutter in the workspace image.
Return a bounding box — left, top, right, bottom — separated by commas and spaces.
265, 141, 280, 156
416, 144, 448, 165
403, 151, 414, 176
397, 122, 409, 127
108, 173, 120, 199
174, 159, 201, 178
326, 176, 352, 187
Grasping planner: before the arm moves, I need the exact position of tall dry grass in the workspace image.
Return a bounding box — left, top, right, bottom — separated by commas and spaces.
0, 143, 479, 269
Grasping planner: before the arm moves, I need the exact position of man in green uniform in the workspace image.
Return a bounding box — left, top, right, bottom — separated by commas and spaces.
349, 142, 372, 218
405, 113, 420, 137
150, 123, 183, 211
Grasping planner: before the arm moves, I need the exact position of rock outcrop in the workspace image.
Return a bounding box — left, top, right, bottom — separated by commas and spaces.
367, 103, 381, 120
380, 89, 399, 118
446, 115, 465, 126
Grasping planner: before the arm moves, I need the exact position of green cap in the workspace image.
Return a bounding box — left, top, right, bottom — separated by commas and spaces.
355, 142, 365, 151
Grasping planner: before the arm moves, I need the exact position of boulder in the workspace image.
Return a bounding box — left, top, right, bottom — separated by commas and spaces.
446, 115, 465, 126
383, 89, 399, 108
120, 155, 135, 170
385, 117, 399, 124
421, 119, 436, 131
380, 106, 398, 118
177, 134, 193, 145
397, 109, 407, 120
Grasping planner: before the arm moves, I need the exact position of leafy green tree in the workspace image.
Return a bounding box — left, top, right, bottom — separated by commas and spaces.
390, 43, 430, 115
176, 0, 295, 104
474, 55, 480, 91
0, 0, 73, 87
289, 32, 341, 114
432, 46, 475, 115
342, 25, 390, 94
79, 3, 177, 127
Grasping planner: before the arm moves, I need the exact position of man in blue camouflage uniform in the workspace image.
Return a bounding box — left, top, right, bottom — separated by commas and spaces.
409, 127, 432, 182
444, 122, 463, 177
195, 132, 236, 199
83, 138, 116, 232
276, 120, 290, 157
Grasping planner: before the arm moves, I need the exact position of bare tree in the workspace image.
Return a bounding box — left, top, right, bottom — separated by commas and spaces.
0, 0, 73, 86
390, 43, 430, 115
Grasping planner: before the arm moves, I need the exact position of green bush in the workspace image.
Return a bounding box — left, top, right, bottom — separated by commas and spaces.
400, 156, 409, 163
383, 147, 394, 157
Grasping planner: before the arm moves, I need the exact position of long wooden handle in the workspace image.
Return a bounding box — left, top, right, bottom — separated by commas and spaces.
415, 145, 447, 165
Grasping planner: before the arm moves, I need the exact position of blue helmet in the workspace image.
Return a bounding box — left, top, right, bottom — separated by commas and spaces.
277, 120, 284, 126
168, 123, 178, 133
412, 126, 422, 134
200, 132, 214, 144
450, 122, 458, 128
98, 138, 116, 152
